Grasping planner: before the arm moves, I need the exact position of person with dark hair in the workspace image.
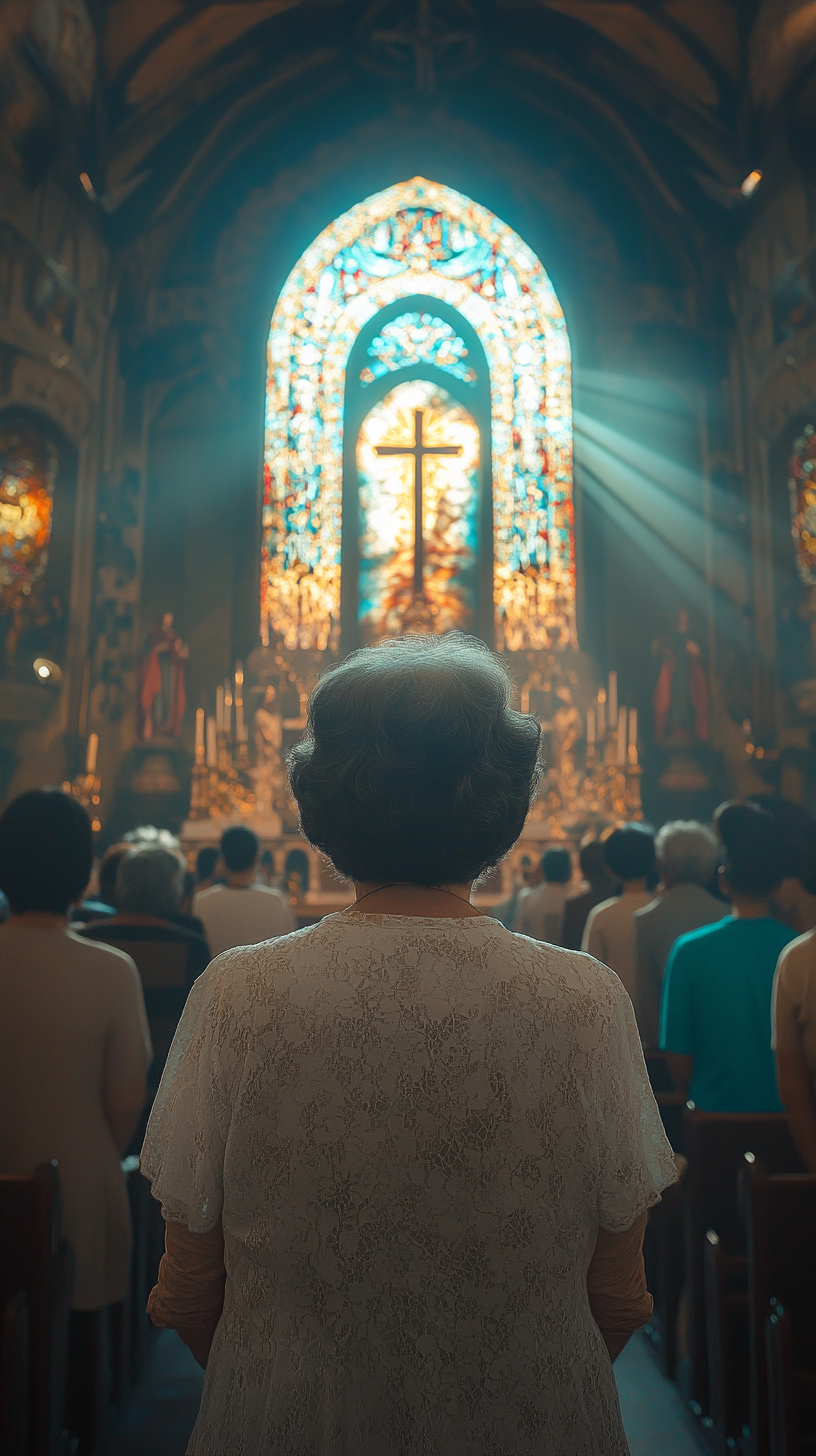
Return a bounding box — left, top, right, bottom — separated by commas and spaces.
773, 824, 816, 1170
660, 801, 796, 1110
582, 826, 657, 1010
748, 795, 816, 934
81, 846, 210, 1086
195, 845, 220, 889
634, 822, 727, 1048
515, 844, 573, 942
560, 839, 618, 952
142, 635, 675, 1456
0, 789, 151, 1316
194, 824, 294, 955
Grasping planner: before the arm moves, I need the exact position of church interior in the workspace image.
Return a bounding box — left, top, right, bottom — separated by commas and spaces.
4, 1, 816, 1453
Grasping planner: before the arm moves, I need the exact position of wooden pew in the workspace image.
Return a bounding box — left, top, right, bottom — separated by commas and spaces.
745, 1158, 816, 1456
0, 1161, 73, 1456
642, 1052, 686, 1378
0, 1291, 29, 1456
683, 1108, 802, 1427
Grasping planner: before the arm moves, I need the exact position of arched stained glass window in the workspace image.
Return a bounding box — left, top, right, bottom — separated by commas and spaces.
789, 424, 816, 584
263, 176, 574, 654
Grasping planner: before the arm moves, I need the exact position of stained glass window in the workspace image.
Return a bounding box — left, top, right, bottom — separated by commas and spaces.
360, 312, 476, 387
789, 424, 816, 584
263, 176, 574, 653
357, 379, 480, 641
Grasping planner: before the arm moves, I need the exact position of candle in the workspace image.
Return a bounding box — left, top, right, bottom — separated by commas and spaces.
236, 702, 246, 741
216, 685, 224, 732
85, 733, 98, 774
616, 707, 627, 765
206, 716, 217, 767
587, 707, 596, 746
596, 688, 606, 740
235, 660, 244, 695
628, 708, 638, 765
224, 687, 232, 735
195, 708, 205, 762
608, 672, 617, 731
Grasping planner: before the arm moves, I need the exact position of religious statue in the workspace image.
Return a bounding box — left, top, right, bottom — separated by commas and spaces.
653, 608, 709, 746
137, 612, 188, 740
253, 685, 285, 817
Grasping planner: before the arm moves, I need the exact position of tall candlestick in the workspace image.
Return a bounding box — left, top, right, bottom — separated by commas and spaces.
216, 685, 224, 732
224, 686, 232, 735
235, 701, 245, 741
587, 707, 596, 746
628, 708, 638, 765
206, 716, 217, 767
235, 660, 244, 695
616, 706, 627, 765
596, 688, 606, 740
608, 672, 618, 731
195, 708, 205, 749
85, 733, 98, 774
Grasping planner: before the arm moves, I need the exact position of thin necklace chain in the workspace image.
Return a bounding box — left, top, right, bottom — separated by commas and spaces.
348, 883, 479, 913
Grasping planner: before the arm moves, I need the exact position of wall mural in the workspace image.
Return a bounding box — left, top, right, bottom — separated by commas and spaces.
263, 176, 574, 655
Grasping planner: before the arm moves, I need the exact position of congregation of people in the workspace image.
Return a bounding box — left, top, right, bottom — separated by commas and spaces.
2, 638, 816, 1454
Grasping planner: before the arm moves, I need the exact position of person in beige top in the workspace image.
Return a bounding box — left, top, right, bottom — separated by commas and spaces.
583, 826, 657, 1010
773, 860, 816, 1173
0, 788, 151, 1310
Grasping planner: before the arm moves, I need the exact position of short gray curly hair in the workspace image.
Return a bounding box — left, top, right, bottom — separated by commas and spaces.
655, 820, 719, 886
116, 846, 184, 919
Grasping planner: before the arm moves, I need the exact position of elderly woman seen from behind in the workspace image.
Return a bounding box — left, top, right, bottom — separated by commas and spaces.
142, 635, 676, 1456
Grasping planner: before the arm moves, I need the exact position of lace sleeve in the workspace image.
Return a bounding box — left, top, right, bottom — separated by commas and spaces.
592, 964, 678, 1231
140, 950, 242, 1231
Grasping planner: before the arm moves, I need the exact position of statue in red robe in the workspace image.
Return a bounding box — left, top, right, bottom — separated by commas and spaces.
138, 612, 188, 740
653, 609, 709, 746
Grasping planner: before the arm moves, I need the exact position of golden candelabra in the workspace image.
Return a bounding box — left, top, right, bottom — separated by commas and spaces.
63, 733, 102, 832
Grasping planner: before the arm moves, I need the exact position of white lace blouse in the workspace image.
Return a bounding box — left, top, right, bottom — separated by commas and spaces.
142, 912, 676, 1455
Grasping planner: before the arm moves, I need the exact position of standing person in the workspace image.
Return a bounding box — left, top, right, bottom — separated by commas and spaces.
773, 827, 816, 1170
81, 846, 210, 1086
0, 789, 151, 1314
194, 826, 295, 955
142, 634, 676, 1456
515, 846, 572, 942
660, 802, 795, 1111
561, 839, 617, 951
634, 822, 726, 1048
582, 826, 656, 1010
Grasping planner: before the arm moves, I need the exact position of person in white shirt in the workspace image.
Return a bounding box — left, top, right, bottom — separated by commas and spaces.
582, 826, 657, 1012
515, 846, 573, 942
194, 826, 295, 956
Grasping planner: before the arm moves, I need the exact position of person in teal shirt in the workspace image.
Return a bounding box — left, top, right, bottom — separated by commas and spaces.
660, 802, 796, 1112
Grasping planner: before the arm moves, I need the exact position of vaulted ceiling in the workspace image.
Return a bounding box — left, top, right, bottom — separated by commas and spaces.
4, 2, 816, 281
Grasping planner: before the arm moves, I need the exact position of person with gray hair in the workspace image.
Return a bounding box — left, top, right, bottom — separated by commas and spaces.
81, 845, 211, 1087
634, 820, 727, 1047
141, 633, 675, 1455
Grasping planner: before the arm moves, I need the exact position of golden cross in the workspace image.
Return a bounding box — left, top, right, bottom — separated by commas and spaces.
375, 407, 462, 598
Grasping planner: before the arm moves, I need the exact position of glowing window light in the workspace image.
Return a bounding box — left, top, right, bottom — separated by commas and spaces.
263, 176, 575, 653
361, 312, 476, 386
789, 424, 816, 584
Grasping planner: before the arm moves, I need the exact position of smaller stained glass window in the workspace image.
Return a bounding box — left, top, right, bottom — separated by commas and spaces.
0, 420, 57, 594
360, 311, 476, 387
789, 424, 816, 584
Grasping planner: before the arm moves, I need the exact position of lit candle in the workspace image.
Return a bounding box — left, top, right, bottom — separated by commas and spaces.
85, 733, 98, 774
597, 688, 606, 740
608, 672, 617, 731
216, 686, 224, 732
224, 687, 232, 735
235, 661, 244, 696
206, 716, 217, 767
628, 708, 638, 764
587, 707, 596, 746
616, 707, 627, 765
195, 708, 205, 761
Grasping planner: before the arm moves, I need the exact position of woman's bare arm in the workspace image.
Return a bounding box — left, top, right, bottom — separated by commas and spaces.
587, 1211, 651, 1363
147, 1219, 226, 1368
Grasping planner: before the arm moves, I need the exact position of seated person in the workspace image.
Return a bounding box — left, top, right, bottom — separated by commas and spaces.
583, 826, 656, 1010
69, 841, 128, 924
174, 868, 207, 940
634, 821, 726, 1048
560, 839, 617, 951
195, 845, 220, 891
515, 846, 572, 943
0, 789, 151, 1318
194, 826, 295, 956
661, 802, 796, 1111
81, 846, 210, 1085
773, 826, 816, 1170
